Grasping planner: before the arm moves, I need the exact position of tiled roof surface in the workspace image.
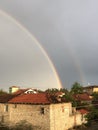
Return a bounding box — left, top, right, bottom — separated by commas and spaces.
78, 109, 88, 114
8, 93, 51, 104
73, 93, 91, 101
0, 94, 15, 103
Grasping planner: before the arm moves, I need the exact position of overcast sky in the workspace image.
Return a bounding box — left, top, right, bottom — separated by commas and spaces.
0, 0, 98, 91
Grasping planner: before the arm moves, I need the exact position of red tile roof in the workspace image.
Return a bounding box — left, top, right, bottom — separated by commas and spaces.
78, 109, 88, 114
0, 94, 16, 103
73, 93, 91, 101
8, 93, 51, 104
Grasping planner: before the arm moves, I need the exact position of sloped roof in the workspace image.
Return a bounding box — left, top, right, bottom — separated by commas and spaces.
8, 93, 51, 104
73, 93, 91, 101
0, 94, 16, 103
12, 88, 38, 95
83, 85, 98, 89
12, 89, 28, 96
78, 109, 88, 114
24, 88, 38, 94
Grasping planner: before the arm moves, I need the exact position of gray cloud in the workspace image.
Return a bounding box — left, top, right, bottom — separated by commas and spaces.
0, 0, 98, 90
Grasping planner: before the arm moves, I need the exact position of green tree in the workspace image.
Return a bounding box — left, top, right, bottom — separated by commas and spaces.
70, 82, 83, 94
59, 88, 68, 93
45, 88, 59, 93
62, 92, 78, 107
0, 89, 7, 95
92, 92, 98, 100
85, 107, 98, 125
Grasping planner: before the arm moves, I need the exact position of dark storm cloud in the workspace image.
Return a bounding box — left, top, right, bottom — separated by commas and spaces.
0, 0, 98, 89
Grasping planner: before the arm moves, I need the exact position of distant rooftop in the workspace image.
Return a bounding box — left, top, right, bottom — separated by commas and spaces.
8, 93, 51, 104
78, 109, 88, 114
0, 94, 16, 103
83, 85, 98, 89
73, 93, 91, 101
9, 86, 20, 88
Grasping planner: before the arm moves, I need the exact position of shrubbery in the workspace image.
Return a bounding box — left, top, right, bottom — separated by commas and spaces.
0, 120, 39, 130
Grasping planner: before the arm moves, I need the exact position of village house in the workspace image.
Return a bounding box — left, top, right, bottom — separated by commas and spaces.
73, 93, 92, 105
0, 87, 88, 130
83, 85, 98, 94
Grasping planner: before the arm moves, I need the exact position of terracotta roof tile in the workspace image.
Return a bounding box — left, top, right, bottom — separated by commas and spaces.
73, 93, 91, 101
78, 109, 88, 114
0, 94, 16, 103
8, 93, 51, 104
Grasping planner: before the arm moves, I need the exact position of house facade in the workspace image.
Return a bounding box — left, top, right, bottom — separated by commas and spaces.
8, 103, 72, 130
0, 90, 87, 130
83, 85, 98, 94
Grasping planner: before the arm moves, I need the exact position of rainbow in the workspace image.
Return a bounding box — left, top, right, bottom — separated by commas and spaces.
0, 9, 63, 89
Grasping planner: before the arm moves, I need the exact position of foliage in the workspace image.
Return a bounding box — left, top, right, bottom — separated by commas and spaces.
92, 92, 98, 100
0, 120, 36, 130
70, 82, 83, 94
11, 120, 33, 130
0, 122, 9, 130
62, 92, 78, 107
45, 88, 59, 93
48, 94, 60, 103
45, 83, 84, 106
85, 107, 98, 125
45, 88, 69, 103
59, 88, 69, 93
0, 89, 7, 95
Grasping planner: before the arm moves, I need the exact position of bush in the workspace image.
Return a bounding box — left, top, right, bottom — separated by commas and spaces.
10, 120, 33, 130
0, 120, 35, 130
0, 122, 10, 130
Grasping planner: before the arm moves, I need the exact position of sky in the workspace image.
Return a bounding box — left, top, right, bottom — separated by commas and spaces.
0, 0, 98, 91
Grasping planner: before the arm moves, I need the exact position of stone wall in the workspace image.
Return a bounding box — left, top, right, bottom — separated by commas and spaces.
68, 112, 87, 129
9, 104, 50, 130
0, 103, 86, 130
0, 103, 9, 123
50, 103, 72, 130
49, 103, 86, 130
9, 103, 73, 130
0, 103, 5, 113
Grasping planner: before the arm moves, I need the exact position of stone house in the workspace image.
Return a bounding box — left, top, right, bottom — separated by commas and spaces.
9, 86, 20, 93
0, 91, 87, 130
9, 86, 38, 95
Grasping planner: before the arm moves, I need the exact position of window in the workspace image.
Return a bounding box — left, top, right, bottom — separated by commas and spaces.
40, 107, 44, 114
14, 104, 17, 108
81, 114, 83, 121
4, 105, 8, 112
